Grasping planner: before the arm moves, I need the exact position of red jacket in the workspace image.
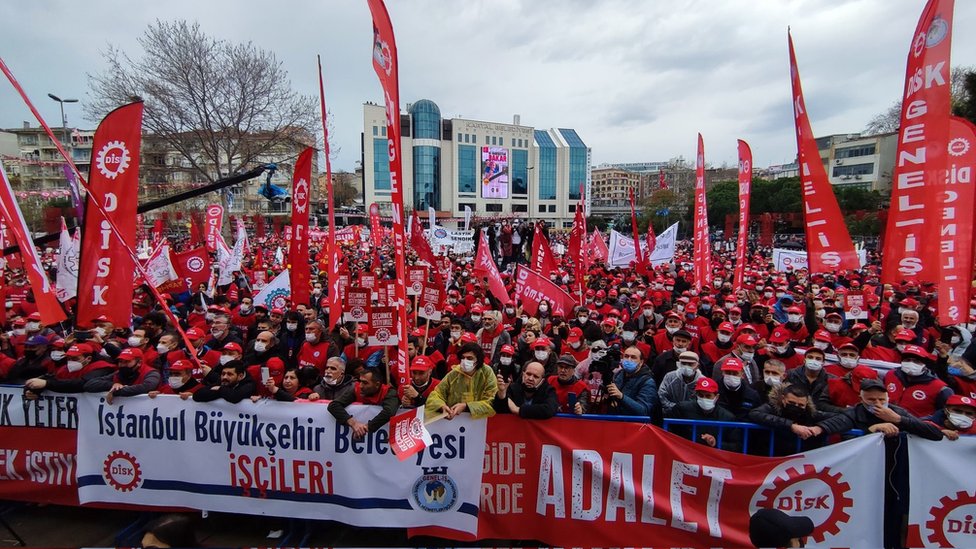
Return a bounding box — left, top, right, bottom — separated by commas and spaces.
884, 369, 953, 417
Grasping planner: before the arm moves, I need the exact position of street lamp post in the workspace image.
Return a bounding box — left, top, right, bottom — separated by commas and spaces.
47, 93, 78, 147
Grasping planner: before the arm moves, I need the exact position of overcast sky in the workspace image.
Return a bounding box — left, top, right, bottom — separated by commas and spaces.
2, 0, 973, 172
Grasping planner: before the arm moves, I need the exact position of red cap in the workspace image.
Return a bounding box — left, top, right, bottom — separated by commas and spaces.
566, 327, 582, 342
500, 344, 515, 355
851, 323, 868, 331
222, 342, 243, 353
596, 290, 606, 298
95, 315, 110, 322
460, 332, 478, 344
601, 317, 616, 327
786, 306, 802, 314
271, 307, 284, 315
894, 329, 916, 342
266, 357, 285, 375
721, 357, 745, 372
410, 355, 434, 372
470, 304, 484, 314
900, 297, 920, 308
837, 342, 859, 352
27, 312, 41, 321
768, 327, 790, 344
185, 327, 206, 340
901, 344, 931, 360
533, 337, 552, 349
169, 359, 194, 372
813, 330, 832, 342
825, 312, 843, 320
718, 322, 735, 333
117, 347, 143, 361
735, 334, 758, 346
946, 395, 976, 408
695, 377, 719, 394
66, 343, 92, 357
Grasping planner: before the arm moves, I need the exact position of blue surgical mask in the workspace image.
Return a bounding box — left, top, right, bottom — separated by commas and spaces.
620, 359, 639, 373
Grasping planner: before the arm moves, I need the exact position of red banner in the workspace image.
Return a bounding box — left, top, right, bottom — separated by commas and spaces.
77, 103, 143, 328
628, 186, 645, 270
659, 168, 667, 190
883, 0, 954, 283
531, 223, 558, 279
409, 210, 437, 268
205, 203, 223, 253
318, 56, 342, 332
514, 264, 575, 318
788, 33, 860, 274
289, 148, 313, 306
0, 426, 78, 505
938, 117, 975, 324
734, 139, 752, 290
693, 133, 711, 289
367, 0, 410, 387
588, 229, 609, 262
568, 204, 588, 301
172, 246, 211, 291
369, 203, 383, 251
366, 305, 398, 347
0, 163, 66, 324
418, 283, 443, 321
472, 230, 511, 306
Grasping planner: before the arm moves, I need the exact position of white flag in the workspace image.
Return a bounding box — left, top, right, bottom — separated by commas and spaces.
253, 268, 291, 310
463, 205, 472, 231
608, 223, 678, 268
144, 240, 179, 288
274, 246, 285, 267
55, 218, 79, 302
217, 224, 245, 286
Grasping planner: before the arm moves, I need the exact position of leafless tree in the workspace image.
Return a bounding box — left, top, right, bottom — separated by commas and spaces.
86, 20, 321, 183
864, 66, 974, 135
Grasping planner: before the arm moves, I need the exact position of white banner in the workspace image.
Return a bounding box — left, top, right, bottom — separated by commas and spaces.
772, 248, 867, 272
76, 394, 485, 533
55, 220, 79, 302
253, 269, 291, 310
908, 435, 976, 548
608, 223, 677, 268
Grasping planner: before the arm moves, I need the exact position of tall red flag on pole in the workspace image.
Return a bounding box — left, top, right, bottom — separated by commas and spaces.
77, 103, 143, 328
734, 139, 752, 290
289, 147, 313, 306
938, 117, 975, 324
0, 162, 65, 324
788, 32, 860, 274
532, 223, 559, 279
473, 230, 511, 306
317, 56, 342, 331
658, 169, 667, 190
568, 198, 588, 303
882, 0, 954, 284
693, 133, 711, 290
628, 186, 644, 270
366, 0, 410, 387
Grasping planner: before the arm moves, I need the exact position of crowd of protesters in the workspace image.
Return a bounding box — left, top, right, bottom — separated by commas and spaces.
1, 220, 974, 451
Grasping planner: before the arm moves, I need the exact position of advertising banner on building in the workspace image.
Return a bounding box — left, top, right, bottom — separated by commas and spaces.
76, 395, 485, 533
481, 146, 509, 199
907, 435, 976, 548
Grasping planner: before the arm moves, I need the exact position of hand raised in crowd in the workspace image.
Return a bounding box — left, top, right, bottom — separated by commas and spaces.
869, 422, 899, 437
934, 341, 950, 358
265, 378, 278, 394
870, 320, 883, 334
496, 374, 509, 399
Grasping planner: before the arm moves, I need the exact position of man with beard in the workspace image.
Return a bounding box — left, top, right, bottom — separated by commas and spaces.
308, 357, 355, 401
748, 384, 849, 456
84, 348, 160, 404
192, 360, 256, 404
493, 361, 558, 419
400, 355, 441, 408
547, 354, 589, 415
328, 367, 399, 439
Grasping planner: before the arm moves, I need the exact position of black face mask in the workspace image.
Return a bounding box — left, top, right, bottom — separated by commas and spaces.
781, 403, 809, 421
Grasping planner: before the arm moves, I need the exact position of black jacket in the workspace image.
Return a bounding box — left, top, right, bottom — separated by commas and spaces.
327, 385, 399, 433
192, 373, 257, 404
839, 403, 944, 440
786, 367, 845, 414
667, 400, 741, 451
492, 379, 558, 419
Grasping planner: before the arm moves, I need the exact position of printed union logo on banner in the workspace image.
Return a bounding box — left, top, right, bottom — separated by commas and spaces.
923, 490, 976, 546
95, 140, 131, 180
412, 466, 459, 513
750, 463, 853, 544
102, 451, 143, 492
185, 256, 205, 273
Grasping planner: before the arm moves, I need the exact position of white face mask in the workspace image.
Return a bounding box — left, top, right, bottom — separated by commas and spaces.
825, 322, 842, 333
156, 343, 170, 354
13, 328, 25, 336
51, 350, 66, 361
499, 356, 513, 366
26, 321, 40, 331
717, 334, 732, 344
451, 330, 462, 340
901, 361, 925, 376
168, 376, 184, 389
677, 365, 696, 378
774, 345, 789, 354
305, 333, 317, 343
665, 326, 678, 335
697, 396, 717, 411
813, 341, 829, 350
950, 336, 961, 345
804, 358, 824, 371
66, 360, 83, 372
534, 350, 549, 361
739, 351, 754, 362
578, 316, 589, 324
254, 341, 267, 353
788, 314, 802, 323
94, 327, 107, 338
471, 315, 482, 322
286, 322, 298, 332
948, 412, 974, 430
839, 356, 858, 369
219, 355, 234, 365
643, 309, 654, 317
723, 374, 742, 389
764, 375, 782, 386
538, 305, 549, 313
240, 305, 252, 313
127, 336, 143, 347
589, 350, 607, 361
460, 358, 476, 373
815, 309, 826, 319
672, 346, 688, 355
896, 343, 907, 353
622, 331, 636, 342
570, 341, 582, 349
357, 337, 367, 347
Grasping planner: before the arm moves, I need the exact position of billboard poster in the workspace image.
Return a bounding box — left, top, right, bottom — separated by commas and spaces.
481, 146, 509, 199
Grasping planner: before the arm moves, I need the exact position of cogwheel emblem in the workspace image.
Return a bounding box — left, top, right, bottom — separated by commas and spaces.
752, 464, 854, 543
95, 140, 131, 180
925, 490, 976, 547
102, 450, 143, 492
948, 137, 970, 157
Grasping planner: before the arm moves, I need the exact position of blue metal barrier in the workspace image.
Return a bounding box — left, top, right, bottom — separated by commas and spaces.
662, 418, 865, 456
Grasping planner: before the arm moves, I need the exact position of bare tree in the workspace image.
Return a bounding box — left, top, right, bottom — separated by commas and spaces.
86, 20, 319, 183
864, 66, 974, 135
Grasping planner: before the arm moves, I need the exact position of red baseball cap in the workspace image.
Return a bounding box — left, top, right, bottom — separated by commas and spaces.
410, 355, 434, 372
721, 357, 745, 372
735, 334, 758, 346
695, 377, 719, 394
533, 337, 552, 349
169, 359, 194, 372
66, 343, 92, 357
222, 342, 243, 353
813, 330, 832, 342
718, 322, 735, 333
901, 344, 931, 360
500, 344, 515, 355
460, 332, 478, 344
894, 329, 915, 342
185, 327, 206, 340
768, 327, 790, 344
117, 347, 143, 361
946, 395, 976, 409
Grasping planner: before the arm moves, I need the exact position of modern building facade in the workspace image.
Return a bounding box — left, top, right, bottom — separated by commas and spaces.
362, 99, 590, 228
815, 132, 897, 191
590, 166, 645, 217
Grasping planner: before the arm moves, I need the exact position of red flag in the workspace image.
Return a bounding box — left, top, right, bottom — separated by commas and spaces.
472, 230, 511, 305
77, 103, 143, 328
658, 168, 667, 190
514, 265, 576, 318
693, 133, 711, 290
938, 117, 975, 324
318, 56, 342, 331
568, 205, 588, 301
289, 148, 313, 306
882, 0, 954, 283
788, 33, 861, 274
369, 203, 383, 252
367, 0, 410, 387
531, 223, 559, 278
0, 162, 65, 324
628, 187, 644, 269
151, 219, 164, 246
734, 139, 752, 290
204, 203, 223, 253
588, 229, 609, 262
410, 210, 438, 268
173, 246, 212, 291
388, 407, 433, 461
644, 222, 657, 267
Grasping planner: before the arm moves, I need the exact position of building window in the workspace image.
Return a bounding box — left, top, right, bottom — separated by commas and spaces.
562, 222, 573, 229
535, 130, 557, 200
538, 205, 547, 213
457, 133, 462, 142
373, 138, 390, 191
409, 100, 441, 140
511, 149, 528, 195
569, 204, 576, 212
485, 204, 503, 212
835, 144, 877, 159
560, 129, 587, 200
548, 205, 556, 213
458, 202, 476, 213
372, 126, 378, 136
458, 145, 477, 193
512, 204, 528, 213
413, 145, 441, 210
485, 135, 490, 144
381, 126, 387, 137
832, 163, 875, 177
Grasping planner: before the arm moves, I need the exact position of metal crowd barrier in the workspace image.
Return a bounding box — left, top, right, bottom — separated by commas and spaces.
662, 418, 865, 456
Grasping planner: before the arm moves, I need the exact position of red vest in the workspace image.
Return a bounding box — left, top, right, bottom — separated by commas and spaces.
547, 375, 588, 413
113, 364, 156, 386
354, 382, 391, 405
884, 370, 948, 417
298, 341, 331, 373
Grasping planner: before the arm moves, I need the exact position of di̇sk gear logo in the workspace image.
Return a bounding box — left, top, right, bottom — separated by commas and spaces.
185, 256, 205, 273
95, 140, 131, 180
948, 137, 970, 157
103, 451, 143, 492
751, 464, 853, 543
925, 490, 976, 547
